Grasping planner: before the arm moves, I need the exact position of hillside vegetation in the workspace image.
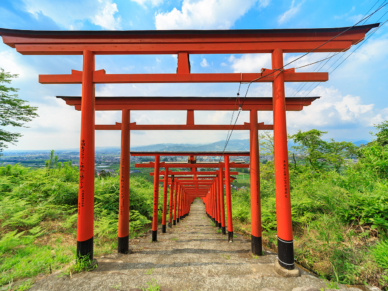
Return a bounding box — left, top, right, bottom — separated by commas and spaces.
0, 160, 155, 290
233, 122, 388, 289
0, 122, 387, 290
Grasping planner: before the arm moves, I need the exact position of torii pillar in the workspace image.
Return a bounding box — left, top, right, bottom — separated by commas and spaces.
152, 156, 160, 242
273, 48, 295, 270
118, 109, 131, 253
250, 109, 262, 256
77, 50, 95, 259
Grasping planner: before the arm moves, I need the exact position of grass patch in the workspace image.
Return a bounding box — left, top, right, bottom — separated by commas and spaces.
0, 162, 165, 289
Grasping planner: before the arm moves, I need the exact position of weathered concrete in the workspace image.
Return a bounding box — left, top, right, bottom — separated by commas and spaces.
30, 200, 362, 291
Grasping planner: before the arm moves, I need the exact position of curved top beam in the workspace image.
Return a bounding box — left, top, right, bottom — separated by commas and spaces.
0, 24, 378, 54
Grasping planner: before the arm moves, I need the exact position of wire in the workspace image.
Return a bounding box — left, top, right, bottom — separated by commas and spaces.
303, 16, 388, 97
292, 1, 388, 97
361, 0, 382, 25
217, 3, 387, 156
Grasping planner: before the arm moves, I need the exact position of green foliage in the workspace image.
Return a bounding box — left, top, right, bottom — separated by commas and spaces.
232, 122, 388, 289
291, 129, 357, 172
141, 279, 160, 291
357, 122, 388, 179
0, 160, 157, 288
372, 240, 388, 270
72, 255, 97, 273
0, 68, 38, 153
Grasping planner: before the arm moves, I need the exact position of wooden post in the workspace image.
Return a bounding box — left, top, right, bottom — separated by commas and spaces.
152, 156, 160, 242
219, 167, 226, 234
250, 109, 262, 256
225, 156, 234, 242
118, 109, 130, 253
77, 50, 95, 260
168, 176, 174, 227
273, 48, 294, 270
173, 182, 178, 225
162, 167, 168, 233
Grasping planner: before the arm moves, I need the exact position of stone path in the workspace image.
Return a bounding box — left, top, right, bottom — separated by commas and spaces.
30, 199, 363, 291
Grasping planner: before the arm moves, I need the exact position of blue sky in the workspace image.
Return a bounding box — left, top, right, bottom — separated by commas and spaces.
0, 0, 387, 150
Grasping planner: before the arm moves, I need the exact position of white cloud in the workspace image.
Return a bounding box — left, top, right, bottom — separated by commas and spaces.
334, 6, 355, 19
288, 86, 383, 130
259, 0, 271, 8
21, 0, 121, 29
155, 0, 257, 30
228, 54, 271, 73
200, 58, 209, 67
93, 0, 121, 30
0, 50, 36, 80
131, 0, 164, 7
278, 0, 303, 25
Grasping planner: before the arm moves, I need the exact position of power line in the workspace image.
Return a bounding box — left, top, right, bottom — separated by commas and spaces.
292, 0, 388, 97
303, 16, 388, 98
218, 3, 387, 155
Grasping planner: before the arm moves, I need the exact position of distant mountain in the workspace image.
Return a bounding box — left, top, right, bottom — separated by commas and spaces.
352, 140, 369, 147
130, 139, 250, 152
2, 138, 370, 156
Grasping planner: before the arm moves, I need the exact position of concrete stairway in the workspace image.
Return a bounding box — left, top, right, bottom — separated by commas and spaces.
30, 199, 362, 291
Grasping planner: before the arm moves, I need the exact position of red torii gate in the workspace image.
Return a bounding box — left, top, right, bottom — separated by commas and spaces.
131, 152, 249, 241
60, 95, 313, 255
0, 23, 376, 273
152, 170, 238, 229
132, 152, 246, 241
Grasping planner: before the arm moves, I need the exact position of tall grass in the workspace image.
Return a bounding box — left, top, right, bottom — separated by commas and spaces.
231, 157, 388, 289
0, 163, 161, 288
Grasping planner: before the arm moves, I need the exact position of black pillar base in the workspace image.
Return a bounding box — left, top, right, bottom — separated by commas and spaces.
77, 237, 93, 260
152, 230, 157, 242
222, 227, 226, 235
162, 224, 167, 233
251, 235, 263, 256
177, 218, 180, 223
173, 220, 176, 225
168, 222, 172, 228
277, 237, 294, 270
118, 235, 129, 254
228, 231, 234, 242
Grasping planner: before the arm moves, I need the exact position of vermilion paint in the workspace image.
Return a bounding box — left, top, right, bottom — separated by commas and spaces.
224, 156, 233, 240
118, 109, 130, 253
77, 51, 95, 255
152, 156, 160, 241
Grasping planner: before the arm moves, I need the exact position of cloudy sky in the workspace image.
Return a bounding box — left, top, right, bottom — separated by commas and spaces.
0, 0, 387, 150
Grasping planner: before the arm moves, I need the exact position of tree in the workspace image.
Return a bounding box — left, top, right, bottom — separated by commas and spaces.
357, 121, 388, 178
0, 68, 38, 153
291, 129, 357, 172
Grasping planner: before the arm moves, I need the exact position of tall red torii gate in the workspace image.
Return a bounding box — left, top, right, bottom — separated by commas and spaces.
0, 23, 377, 273
132, 152, 246, 241
59, 95, 314, 257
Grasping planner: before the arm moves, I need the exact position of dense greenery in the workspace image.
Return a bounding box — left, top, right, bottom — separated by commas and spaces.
0, 68, 38, 154
1, 122, 387, 289
0, 159, 159, 289
233, 123, 388, 289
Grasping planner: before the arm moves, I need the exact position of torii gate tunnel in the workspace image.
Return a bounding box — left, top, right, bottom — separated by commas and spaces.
0, 23, 377, 272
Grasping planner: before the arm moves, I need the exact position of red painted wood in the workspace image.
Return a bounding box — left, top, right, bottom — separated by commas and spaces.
118, 109, 130, 239
224, 156, 234, 234
273, 48, 293, 242
40, 71, 328, 84
250, 110, 261, 239
77, 50, 95, 242
152, 156, 160, 232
